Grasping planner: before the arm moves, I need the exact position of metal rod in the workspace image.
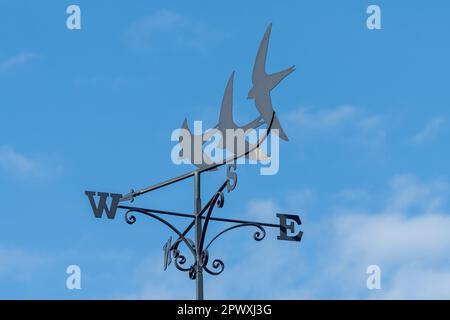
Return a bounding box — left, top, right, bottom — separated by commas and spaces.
194, 171, 204, 300
118, 205, 282, 229
120, 171, 195, 202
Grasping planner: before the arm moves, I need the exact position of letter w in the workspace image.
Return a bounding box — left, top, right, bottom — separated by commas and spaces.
84, 191, 122, 219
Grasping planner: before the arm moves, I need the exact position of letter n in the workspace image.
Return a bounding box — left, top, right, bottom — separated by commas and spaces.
84, 191, 122, 219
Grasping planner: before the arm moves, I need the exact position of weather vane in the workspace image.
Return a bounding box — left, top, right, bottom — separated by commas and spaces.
84, 24, 303, 300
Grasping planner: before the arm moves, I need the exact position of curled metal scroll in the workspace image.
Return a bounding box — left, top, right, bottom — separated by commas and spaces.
171, 237, 197, 279
192, 187, 267, 276
204, 223, 266, 252
201, 249, 224, 276
196, 190, 226, 276
125, 209, 200, 279
124, 209, 196, 258
124, 178, 268, 279
198, 223, 266, 276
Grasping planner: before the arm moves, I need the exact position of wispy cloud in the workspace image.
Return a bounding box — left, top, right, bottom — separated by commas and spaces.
0, 145, 36, 176
334, 188, 372, 203
287, 106, 385, 146
0, 52, 39, 71
126, 9, 228, 53
241, 174, 450, 299
385, 174, 449, 213
246, 198, 280, 221
73, 75, 134, 89
289, 105, 359, 129
0, 145, 63, 180
411, 116, 447, 144
355, 115, 386, 146
122, 255, 193, 299
0, 246, 48, 282
245, 188, 316, 221
317, 174, 450, 299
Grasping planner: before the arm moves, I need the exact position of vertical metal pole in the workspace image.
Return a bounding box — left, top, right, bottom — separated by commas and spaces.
194, 171, 204, 300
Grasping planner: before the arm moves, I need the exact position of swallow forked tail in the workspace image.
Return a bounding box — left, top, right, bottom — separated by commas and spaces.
270, 112, 289, 141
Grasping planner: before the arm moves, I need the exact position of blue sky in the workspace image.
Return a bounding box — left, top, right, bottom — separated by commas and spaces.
1, 0, 450, 299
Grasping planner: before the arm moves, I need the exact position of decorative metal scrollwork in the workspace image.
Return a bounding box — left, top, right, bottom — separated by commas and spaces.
171, 237, 197, 279
201, 249, 225, 276
204, 223, 266, 252
122, 181, 270, 281
124, 208, 196, 258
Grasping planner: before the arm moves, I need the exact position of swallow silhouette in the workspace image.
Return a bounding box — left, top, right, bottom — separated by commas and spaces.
247, 23, 295, 141
179, 72, 269, 167
178, 118, 218, 170
217, 71, 269, 161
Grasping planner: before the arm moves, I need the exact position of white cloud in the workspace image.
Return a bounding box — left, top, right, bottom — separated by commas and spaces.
333, 188, 372, 203
333, 212, 450, 269
385, 174, 449, 213
326, 212, 450, 299
0, 145, 63, 180
319, 174, 450, 299
0, 246, 47, 282
289, 105, 359, 130
0, 52, 39, 71
0, 145, 36, 176
287, 106, 385, 146
381, 266, 450, 299
246, 198, 280, 221
411, 116, 447, 144
203, 239, 307, 299
124, 255, 193, 299
126, 9, 228, 52
246, 189, 316, 221
356, 115, 386, 146
287, 188, 316, 212
135, 9, 182, 32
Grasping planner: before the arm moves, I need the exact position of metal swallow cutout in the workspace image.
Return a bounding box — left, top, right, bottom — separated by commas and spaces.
248, 23, 295, 141
177, 24, 294, 168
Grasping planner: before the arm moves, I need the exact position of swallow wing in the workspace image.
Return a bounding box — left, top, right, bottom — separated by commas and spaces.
218, 72, 236, 131
252, 24, 272, 84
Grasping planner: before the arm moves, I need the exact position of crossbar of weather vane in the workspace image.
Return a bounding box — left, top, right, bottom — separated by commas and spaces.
118, 205, 282, 229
